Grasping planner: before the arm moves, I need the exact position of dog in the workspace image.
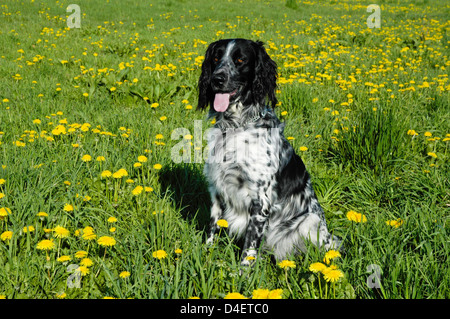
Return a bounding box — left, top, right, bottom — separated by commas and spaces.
198, 38, 343, 265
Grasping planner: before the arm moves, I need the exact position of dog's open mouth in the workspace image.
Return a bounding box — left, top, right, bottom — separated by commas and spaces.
213, 89, 238, 112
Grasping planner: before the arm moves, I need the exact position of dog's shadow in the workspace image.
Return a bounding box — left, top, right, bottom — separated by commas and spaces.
160, 163, 211, 232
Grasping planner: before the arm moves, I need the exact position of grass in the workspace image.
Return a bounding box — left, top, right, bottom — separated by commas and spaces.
0, 0, 449, 299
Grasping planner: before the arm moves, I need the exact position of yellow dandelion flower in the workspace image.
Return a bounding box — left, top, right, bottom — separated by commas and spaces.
36, 239, 55, 250
424, 131, 432, 137
81, 154, 92, 162
252, 289, 270, 299
346, 210, 367, 223
153, 163, 162, 170
119, 271, 131, 279
175, 249, 183, 254
53, 225, 70, 238
137, 155, 148, 162
309, 262, 327, 273
324, 250, 341, 264
77, 266, 89, 276
323, 269, 344, 283
107, 216, 117, 223
75, 250, 88, 258
427, 152, 437, 158
97, 236, 116, 247
224, 292, 247, 299
278, 260, 296, 269
80, 258, 94, 267
132, 185, 144, 195
55, 292, 67, 299
0, 207, 12, 218
386, 219, 404, 228
152, 250, 168, 260
1, 230, 13, 241
268, 289, 283, 299
217, 219, 228, 228
63, 204, 74, 212
299, 146, 308, 152
57, 255, 71, 263
23, 226, 35, 233
101, 170, 112, 178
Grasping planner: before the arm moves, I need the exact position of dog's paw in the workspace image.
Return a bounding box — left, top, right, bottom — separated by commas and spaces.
206, 235, 215, 246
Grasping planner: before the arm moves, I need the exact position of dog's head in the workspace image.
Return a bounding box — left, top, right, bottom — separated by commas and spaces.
197, 38, 278, 113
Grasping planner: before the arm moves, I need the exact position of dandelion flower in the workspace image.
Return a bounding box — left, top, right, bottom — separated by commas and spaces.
0, 207, 12, 218
268, 289, 283, 299
75, 250, 88, 258
37, 212, 48, 218
1, 230, 13, 241
309, 262, 327, 273
299, 146, 308, 152
82, 226, 96, 240
81, 154, 92, 162
224, 292, 247, 299
386, 219, 403, 228
252, 289, 270, 299
53, 225, 70, 238
57, 255, 71, 263
55, 292, 67, 299
36, 239, 55, 250
175, 249, 183, 254
152, 250, 168, 259
80, 258, 94, 267
153, 163, 162, 170
137, 155, 148, 162
119, 271, 131, 279
278, 260, 296, 269
63, 204, 74, 212
324, 250, 341, 264
346, 210, 367, 223
107, 216, 117, 223
132, 185, 144, 195
323, 269, 344, 283
101, 170, 112, 178
23, 226, 35, 233
97, 236, 116, 247
77, 266, 89, 276
217, 219, 228, 228
427, 152, 437, 158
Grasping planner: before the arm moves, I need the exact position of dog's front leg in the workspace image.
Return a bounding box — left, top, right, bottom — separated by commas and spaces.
240, 200, 268, 266
206, 194, 224, 245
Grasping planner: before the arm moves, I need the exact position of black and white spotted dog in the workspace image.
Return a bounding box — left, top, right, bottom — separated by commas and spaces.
198, 38, 343, 265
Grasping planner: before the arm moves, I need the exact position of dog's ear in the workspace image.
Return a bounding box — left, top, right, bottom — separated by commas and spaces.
197, 41, 217, 110
252, 41, 278, 108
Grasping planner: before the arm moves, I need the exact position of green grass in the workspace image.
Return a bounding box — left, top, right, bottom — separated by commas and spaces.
0, 0, 449, 299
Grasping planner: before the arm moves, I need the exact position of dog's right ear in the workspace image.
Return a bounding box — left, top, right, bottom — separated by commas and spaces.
197, 41, 217, 110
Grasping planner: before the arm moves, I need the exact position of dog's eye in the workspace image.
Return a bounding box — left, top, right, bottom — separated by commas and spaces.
236, 58, 244, 64
214, 57, 219, 62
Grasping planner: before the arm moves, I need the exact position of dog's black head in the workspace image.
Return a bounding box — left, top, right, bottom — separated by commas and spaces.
197, 38, 278, 113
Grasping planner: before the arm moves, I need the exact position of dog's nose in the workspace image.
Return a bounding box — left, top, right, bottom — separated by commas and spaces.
211, 73, 226, 88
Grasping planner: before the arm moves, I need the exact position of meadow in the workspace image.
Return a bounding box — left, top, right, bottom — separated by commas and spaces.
0, 0, 448, 299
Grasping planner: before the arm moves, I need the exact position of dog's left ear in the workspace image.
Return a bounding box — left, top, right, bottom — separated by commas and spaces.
252, 41, 278, 108
197, 41, 217, 110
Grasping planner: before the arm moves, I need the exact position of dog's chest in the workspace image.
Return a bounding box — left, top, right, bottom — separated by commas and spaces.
205, 126, 281, 185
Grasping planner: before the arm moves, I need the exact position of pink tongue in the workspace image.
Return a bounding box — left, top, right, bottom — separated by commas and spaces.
213, 93, 230, 112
